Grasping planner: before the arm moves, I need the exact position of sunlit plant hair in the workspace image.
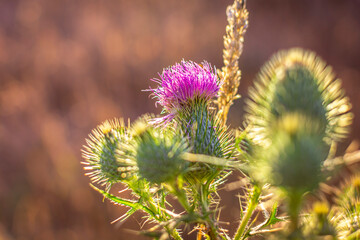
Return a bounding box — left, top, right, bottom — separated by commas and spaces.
245, 48, 353, 146
305, 175, 360, 239
332, 175, 360, 239
81, 119, 137, 190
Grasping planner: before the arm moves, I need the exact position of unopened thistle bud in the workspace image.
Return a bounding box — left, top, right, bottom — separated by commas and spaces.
245, 48, 353, 146
81, 119, 137, 188
253, 114, 328, 192
303, 201, 337, 237
132, 121, 189, 184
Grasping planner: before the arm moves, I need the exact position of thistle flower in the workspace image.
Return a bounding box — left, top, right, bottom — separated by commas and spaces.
81, 119, 137, 189
149, 60, 233, 176
150, 60, 221, 124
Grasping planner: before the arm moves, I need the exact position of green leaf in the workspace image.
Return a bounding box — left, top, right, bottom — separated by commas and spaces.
261, 203, 283, 228
90, 184, 157, 219
111, 207, 137, 224
182, 152, 242, 169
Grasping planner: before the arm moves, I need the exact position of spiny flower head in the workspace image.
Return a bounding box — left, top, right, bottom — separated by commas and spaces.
251, 114, 328, 192
150, 60, 221, 124
131, 118, 189, 184
245, 48, 353, 146
81, 118, 137, 190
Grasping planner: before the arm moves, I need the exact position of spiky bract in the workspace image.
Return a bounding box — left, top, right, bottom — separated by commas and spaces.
245, 48, 353, 146
150, 60, 221, 125
178, 101, 233, 159
174, 100, 235, 181
81, 119, 137, 187
132, 122, 189, 184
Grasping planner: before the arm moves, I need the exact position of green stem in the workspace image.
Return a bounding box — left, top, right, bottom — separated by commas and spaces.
234, 185, 261, 240
163, 179, 192, 213
146, 197, 183, 240
171, 182, 192, 212
207, 221, 219, 240
199, 174, 220, 240
288, 191, 303, 234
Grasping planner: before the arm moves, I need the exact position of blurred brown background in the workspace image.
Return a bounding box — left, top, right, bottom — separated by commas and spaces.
0, 0, 359, 239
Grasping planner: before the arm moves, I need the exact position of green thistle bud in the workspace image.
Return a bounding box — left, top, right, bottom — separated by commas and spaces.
251, 113, 329, 192
246, 48, 353, 146
132, 121, 189, 184
250, 114, 329, 236
303, 201, 337, 237
81, 119, 137, 188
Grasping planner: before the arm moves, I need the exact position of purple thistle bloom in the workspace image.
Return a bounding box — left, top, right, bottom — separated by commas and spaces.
149, 60, 221, 124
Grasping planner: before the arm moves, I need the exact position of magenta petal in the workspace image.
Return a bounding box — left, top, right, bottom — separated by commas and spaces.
149, 60, 221, 124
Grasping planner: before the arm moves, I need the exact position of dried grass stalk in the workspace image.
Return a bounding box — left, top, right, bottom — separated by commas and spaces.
216, 0, 249, 124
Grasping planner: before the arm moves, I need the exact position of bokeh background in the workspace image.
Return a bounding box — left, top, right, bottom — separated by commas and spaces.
1, 0, 359, 239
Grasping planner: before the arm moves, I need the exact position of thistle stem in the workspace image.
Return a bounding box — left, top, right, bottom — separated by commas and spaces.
199, 175, 220, 240
207, 220, 219, 240
174, 184, 191, 213
234, 185, 261, 240
287, 191, 303, 234
146, 196, 183, 240
164, 180, 191, 213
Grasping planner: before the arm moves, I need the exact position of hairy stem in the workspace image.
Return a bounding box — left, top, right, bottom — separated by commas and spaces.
234, 185, 261, 240
200, 173, 221, 240
287, 191, 303, 234
146, 195, 183, 240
